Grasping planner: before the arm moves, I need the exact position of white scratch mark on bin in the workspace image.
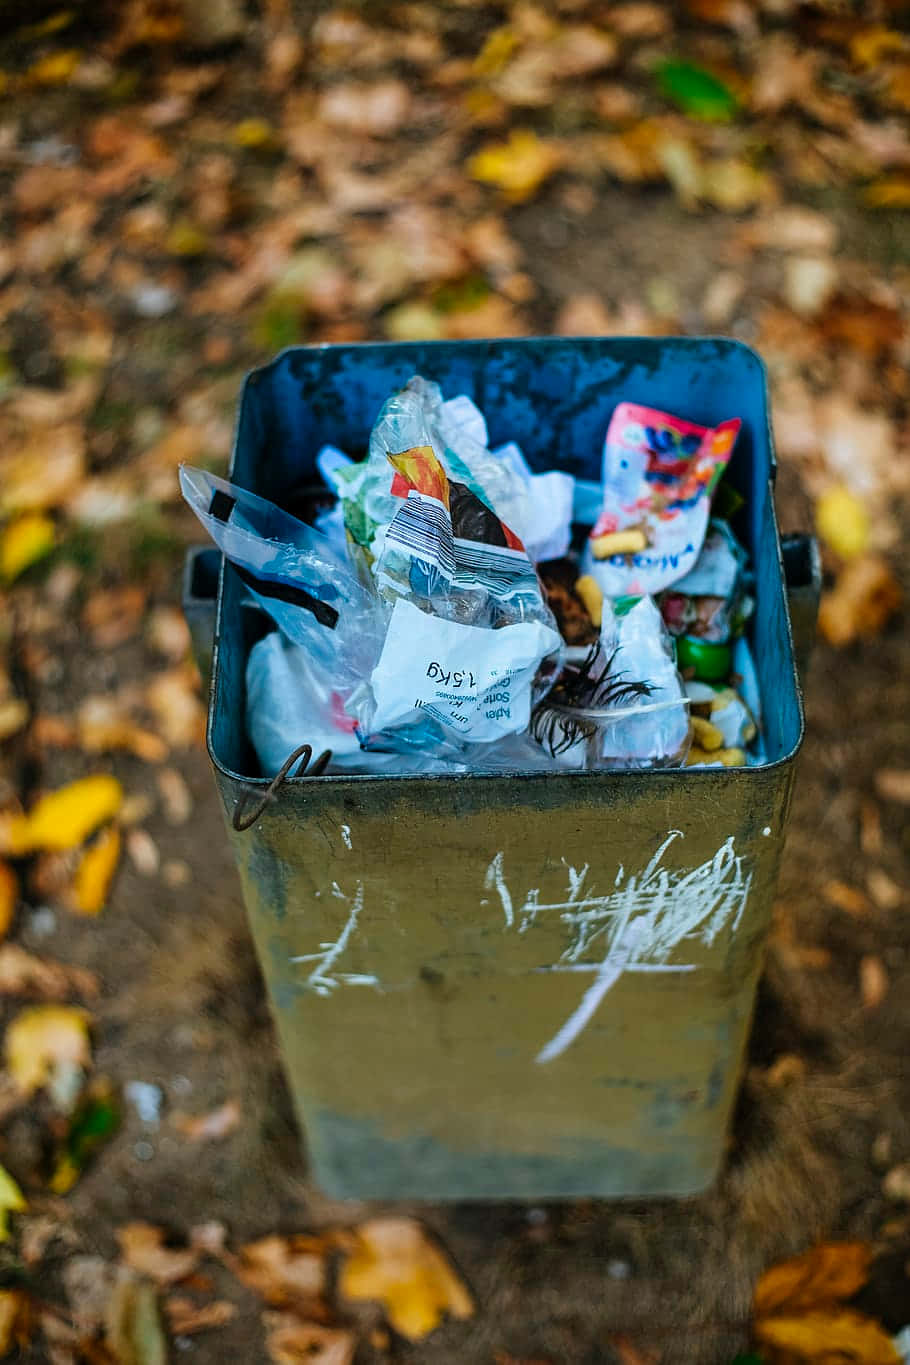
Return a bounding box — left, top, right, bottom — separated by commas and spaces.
488, 832, 753, 1063
536, 921, 644, 1064
341, 824, 352, 850
291, 881, 377, 995
484, 851, 514, 928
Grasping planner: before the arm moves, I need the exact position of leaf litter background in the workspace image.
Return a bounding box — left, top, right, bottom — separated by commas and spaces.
0, 0, 908, 1361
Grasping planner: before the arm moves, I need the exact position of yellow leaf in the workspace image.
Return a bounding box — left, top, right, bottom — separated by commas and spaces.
468, 129, 562, 202
7, 775, 123, 855
26, 50, 79, 85
71, 826, 120, 915
815, 485, 869, 559
166, 220, 209, 257
0, 862, 17, 941
5, 1004, 91, 1098
0, 514, 55, 582
0, 1164, 26, 1242
754, 1242, 872, 1317
232, 118, 276, 148
472, 26, 519, 78
755, 1307, 900, 1364
864, 176, 910, 208
849, 26, 908, 68
339, 1217, 474, 1341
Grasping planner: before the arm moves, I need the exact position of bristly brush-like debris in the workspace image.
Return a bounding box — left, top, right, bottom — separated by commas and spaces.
531, 644, 653, 756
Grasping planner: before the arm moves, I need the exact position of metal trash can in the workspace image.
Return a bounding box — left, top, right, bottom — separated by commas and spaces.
187, 337, 816, 1200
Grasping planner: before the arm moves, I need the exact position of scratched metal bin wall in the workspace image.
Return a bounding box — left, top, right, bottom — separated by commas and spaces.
207, 338, 804, 1200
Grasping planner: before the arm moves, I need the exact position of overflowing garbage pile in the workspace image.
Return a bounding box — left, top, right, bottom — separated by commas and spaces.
181, 376, 764, 776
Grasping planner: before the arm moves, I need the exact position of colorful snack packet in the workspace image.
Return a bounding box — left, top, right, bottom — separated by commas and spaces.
582, 402, 741, 596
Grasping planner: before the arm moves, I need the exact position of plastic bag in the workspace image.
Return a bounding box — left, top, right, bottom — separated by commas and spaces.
531, 597, 690, 770
179, 466, 383, 687
659, 519, 751, 643
349, 386, 563, 748
582, 403, 741, 596
246, 629, 466, 776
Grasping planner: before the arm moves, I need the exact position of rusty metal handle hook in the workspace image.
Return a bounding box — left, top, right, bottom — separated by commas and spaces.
232, 742, 333, 832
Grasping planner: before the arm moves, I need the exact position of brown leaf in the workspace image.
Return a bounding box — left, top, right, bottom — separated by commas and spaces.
117, 1223, 199, 1286
753, 1242, 872, 1317
318, 81, 411, 137
876, 770, 910, 805
860, 955, 889, 1010
78, 697, 168, 764
339, 1217, 474, 1341
0, 1289, 34, 1355
0, 425, 86, 516
754, 1306, 900, 1364
83, 588, 148, 650
173, 1100, 241, 1142
234, 1235, 328, 1314
822, 880, 872, 917
263, 1314, 356, 1365
146, 669, 206, 749
156, 768, 193, 824
882, 1162, 910, 1202
609, 1336, 659, 1365
146, 606, 191, 663
165, 1296, 237, 1334
554, 293, 614, 336
820, 299, 905, 356
0, 945, 99, 1000
866, 869, 902, 912
818, 556, 902, 648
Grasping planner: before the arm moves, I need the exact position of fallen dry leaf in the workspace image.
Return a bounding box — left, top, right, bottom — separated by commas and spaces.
263, 1313, 356, 1365
126, 829, 160, 877
156, 767, 193, 824
882, 1162, 910, 1202
71, 825, 121, 916
866, 869, 902, 911
146, 668, 206, 748
339, 1217, 474, 1341
0, 862, 17, 941
318, 80, 411, 137
5, 1004, 92, 1101
0, 1289, 32, 1354
104, 1268, 169, 1365
78, 697, 168, 764
0, 425, 85, 516
234, 1235, 328, 1314
754, 1242, 873, 1318
610, 1336, 659, 1365
821, 880, 871, 917
0, 514, 56, 583
1, 775, 123, 855
818, 555, 902, 648
755, 1307, 900, 1364
0, 1165, 26, 1242
875, 770, 910, 805
117, 1223, 199, 1286
860, 954, 889, 1009
468, 130, 563, 203
146, 606, 191, 662
82, 587, 148, 649
173, 1099, 241, 1142
554, 293, 614, 335
815, 485, 869, 559
783, 255, 838, 317
0, 699, 30, 743
166, 1295, 238, 1335
0, 944, 99, 1000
